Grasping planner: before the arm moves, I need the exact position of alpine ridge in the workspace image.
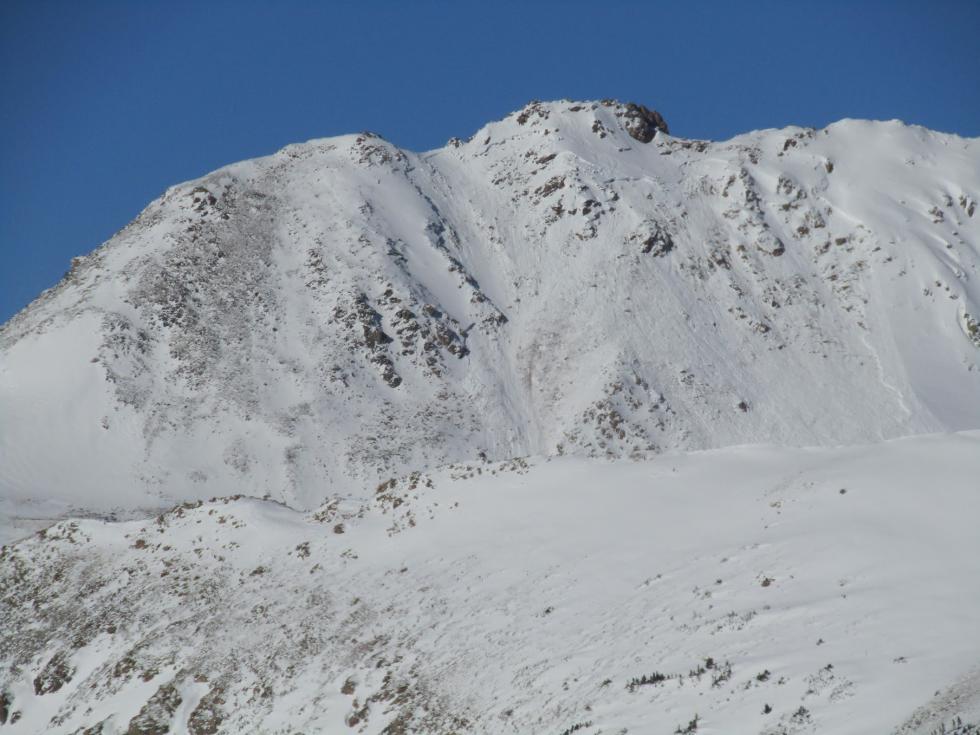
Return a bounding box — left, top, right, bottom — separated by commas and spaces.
1, 98, 979, 515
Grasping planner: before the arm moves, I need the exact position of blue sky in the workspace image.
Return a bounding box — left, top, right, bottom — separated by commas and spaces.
2, 0, 978, 323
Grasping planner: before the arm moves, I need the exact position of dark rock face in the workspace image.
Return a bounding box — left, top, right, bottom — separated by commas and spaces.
126, 683, 182, 735
641, 225, 675, 256
622, 103, 669, 143
33, 652, 74, 695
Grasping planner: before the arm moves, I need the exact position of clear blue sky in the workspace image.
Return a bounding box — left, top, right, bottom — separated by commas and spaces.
2, 0, 978, 324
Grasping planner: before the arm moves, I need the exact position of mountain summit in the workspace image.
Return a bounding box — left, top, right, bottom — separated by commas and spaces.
2, 99, 979, 513
2, 101, 980, 735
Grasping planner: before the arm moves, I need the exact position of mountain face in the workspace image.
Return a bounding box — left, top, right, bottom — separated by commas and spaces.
2, 101, 980, 735
1, 99, 979, 516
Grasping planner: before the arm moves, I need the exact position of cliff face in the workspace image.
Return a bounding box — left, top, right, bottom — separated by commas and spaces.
2, 100, 979, 512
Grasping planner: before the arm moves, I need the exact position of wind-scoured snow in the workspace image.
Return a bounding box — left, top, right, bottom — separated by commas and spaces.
1, 100, 978, 515
1, 433, 979, 734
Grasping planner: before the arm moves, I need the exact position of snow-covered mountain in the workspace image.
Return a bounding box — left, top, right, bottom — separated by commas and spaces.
2, 100, 979, 515
2, 101, 980, 734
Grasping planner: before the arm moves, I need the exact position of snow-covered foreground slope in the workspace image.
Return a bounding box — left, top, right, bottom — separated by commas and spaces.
2, 101, 979, 514
2, 432, 979, 734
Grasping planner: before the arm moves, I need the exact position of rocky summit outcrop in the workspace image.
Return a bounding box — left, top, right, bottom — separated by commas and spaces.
1, 99, 979, 514
620, 101, 670, 142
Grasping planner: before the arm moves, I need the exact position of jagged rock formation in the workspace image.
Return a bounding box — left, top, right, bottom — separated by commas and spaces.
1, 99, 979, 515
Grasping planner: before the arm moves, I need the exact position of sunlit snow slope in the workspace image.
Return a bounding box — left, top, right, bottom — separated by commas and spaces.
2, 100, 979, 513
1, 433, 979, 734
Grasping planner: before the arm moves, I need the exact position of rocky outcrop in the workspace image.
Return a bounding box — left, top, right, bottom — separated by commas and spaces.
621, 102, 669, 142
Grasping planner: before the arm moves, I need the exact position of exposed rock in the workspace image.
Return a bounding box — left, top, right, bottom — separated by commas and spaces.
188, 685, 226, 735
639, 225, 675, 256
621, 102, 669, 142
126, 682, 182, 735
33, 652, 74, 695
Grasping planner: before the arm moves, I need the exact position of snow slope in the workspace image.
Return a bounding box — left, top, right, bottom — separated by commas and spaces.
2, 432, 979, 734
2, 100, 979, 515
